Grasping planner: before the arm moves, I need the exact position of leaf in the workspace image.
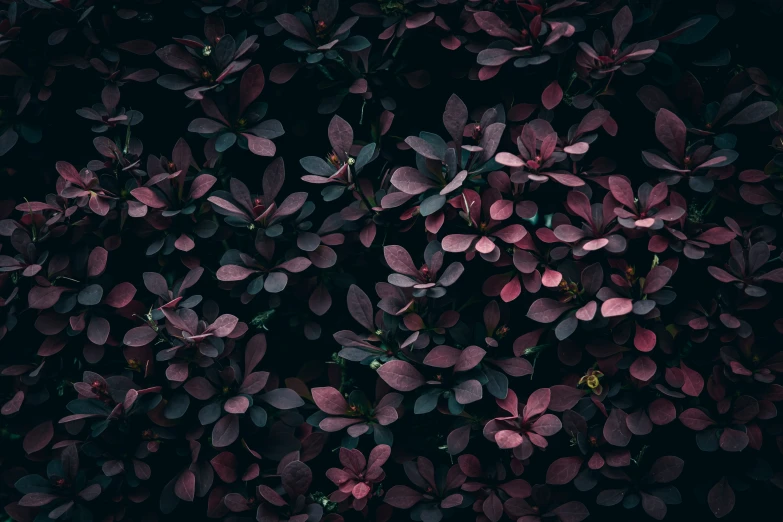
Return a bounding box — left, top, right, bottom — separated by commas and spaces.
260, 389, 305, 409
548, 385, 584, 412
443, 94, 468, 144
641, 492, 667, 520
210, 452, 238, 483
601, 298, 633, 318
384, 485, 424, 508
649, 456, 684, 483
551, 501, 589, 522
708, 478, 735, 518
541, 81, 563, 110
212, 414, 239, 447
603, 408, 632, 447
630, 355, 656, 381
527, 298, 573, 323
719, 427, 749, 452
328, 115, 353, 160
347, 284, 374, 331
390, 167, 437, 195
680, 361, 704, 397
188, 118, 226, 134
238, 64, 265, 116
546, 457, 583, 485
655, 109, 686, 158
23, 421, 53, 454
175, 470, 196, 502
377, 360, 425, 392
724, 101, 777, 126
311, 387, 348, 415
679, 408, 715, 430
423, 345, 461, 368
123, 325, 157, 347
453, 380, 483, 404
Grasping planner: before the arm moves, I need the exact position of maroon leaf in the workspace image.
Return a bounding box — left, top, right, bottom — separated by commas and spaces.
708, 478, 735, 518
603, 408, 632, 446
546, 457, 582, 485
630, 355, 656, 381
649, 456, 684, 483
23, 420, 53, 454
385, 485, 424, 508
541, 81, 563, 110
679, 408, 715, 430
527, 298, 573, 323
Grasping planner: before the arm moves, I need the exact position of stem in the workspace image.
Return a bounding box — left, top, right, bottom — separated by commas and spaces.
392, 38, 404, 58
600, 72, 615, 95
316, 64, 335, 81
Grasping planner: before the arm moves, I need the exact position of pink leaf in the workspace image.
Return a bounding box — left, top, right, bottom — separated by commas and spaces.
377, 360, 425, 392
312, 387, 349, 415
601, 298, 633, 318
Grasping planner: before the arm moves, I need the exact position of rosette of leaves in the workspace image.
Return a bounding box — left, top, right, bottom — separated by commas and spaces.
483, 388, 563, 459
326, 445, 390, 511
383, 242, 463, 298
222, 457, 326, 522
595, 455, 684, 520
300, 114, 378, 201
390, 95, 506, 217
76, 87, 145, 134
458, 453, 534, 522
269, 0, 371, 83
441, 188, 528, 261
11, 446, 111, 522
549, 409, 633, 493
504, 484, 589, 522
526, 261, 605, 341
332, 284, 409, 364
383, 457, 469, 519
637, 73, 778, 136
188, 65, 283, 157
182, 333, 304, 447
642, 109, 739, 192
54, 161, 116, 216
575, 7, 659, 81
127, 139, 218, 254
26, 245, 139, 361
707, 239, 783, 297
495, 120, 586, 187
309, 385, 402, 446
350, 1, 454, 51
60, 371, 162, 438
156, 15, 258, 100
536, 190, 626, 259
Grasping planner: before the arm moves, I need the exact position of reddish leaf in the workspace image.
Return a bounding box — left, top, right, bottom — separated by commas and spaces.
542, 81, 563, 110
546, 457, 582, 485
708, 478, 735, 518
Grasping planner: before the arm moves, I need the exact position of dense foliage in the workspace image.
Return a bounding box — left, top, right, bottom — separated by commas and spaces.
1, 0, 783, 521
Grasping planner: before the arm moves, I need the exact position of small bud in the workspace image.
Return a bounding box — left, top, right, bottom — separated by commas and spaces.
202, 45, 212, 57
370, 359, 382, 370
